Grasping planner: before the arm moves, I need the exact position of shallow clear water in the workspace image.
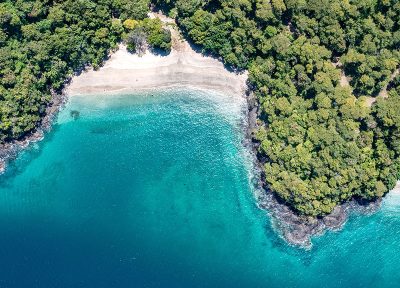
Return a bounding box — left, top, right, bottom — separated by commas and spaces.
1, 89, 400, 288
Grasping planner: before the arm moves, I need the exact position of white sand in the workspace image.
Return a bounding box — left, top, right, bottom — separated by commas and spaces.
66, 15, 247, 98
390, 181, 400, 195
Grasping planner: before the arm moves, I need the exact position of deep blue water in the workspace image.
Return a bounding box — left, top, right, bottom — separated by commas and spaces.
1, 89, 400, 288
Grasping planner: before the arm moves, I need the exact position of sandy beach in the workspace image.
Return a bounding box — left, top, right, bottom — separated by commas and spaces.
1, 14, 247, 175
390, 181, 400, 195
67, 15, 247, 98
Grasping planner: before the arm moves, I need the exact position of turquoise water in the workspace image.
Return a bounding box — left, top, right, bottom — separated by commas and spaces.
1, 89, 400, 287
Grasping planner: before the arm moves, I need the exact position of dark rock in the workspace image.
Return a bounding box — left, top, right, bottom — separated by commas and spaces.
256, 186, 383, 248
322, 206, 347, 230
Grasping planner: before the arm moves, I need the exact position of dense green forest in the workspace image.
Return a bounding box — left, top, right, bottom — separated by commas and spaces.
154, 0, 400, 216
0, 0, 170, 142
1, 0, 400, 217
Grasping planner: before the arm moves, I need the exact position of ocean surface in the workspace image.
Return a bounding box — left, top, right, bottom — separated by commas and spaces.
1, 89, 400, 288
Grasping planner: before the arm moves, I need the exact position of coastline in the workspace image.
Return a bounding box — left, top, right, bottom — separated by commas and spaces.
256, 189, 382, 248
66, 11, 248, 98
1, 11, 397, 249
0, 14, 247, 175
66, 43, 247, 98
0, 92, 67, 175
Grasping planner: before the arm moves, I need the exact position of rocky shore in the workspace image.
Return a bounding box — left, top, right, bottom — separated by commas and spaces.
257, 189, 381, 248
0, 91, 67, 175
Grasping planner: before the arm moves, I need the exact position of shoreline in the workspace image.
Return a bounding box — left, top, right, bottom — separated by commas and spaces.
256, 188, 383, 248
1, 12, 397, 249
0, 14, 247, 175
67, 11, 248, 98
0, 92, 67, 175
66, 46, 247, 98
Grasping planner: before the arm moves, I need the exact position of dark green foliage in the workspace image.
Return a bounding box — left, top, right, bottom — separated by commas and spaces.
179, 1, 268, 69
124, 18, 172, 54
372, 76, 400, 192
156, 0, 400, 216
140, 18, 172, 52
291, 0, 400, 96
113, 0, 150, 20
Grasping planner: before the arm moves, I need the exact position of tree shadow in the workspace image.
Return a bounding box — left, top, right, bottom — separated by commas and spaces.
177, 25, 246, 75
149, 47, 171, 57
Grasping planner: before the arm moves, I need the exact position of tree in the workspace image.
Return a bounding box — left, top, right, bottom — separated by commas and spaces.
125, 27, 147, 55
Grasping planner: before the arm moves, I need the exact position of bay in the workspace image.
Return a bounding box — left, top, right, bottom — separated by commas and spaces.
0, 89, 399, 287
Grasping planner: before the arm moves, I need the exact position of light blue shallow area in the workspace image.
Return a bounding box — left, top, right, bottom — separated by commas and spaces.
0, 89, 400, 288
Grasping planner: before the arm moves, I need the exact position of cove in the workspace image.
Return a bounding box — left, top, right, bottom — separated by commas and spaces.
0, 89, 400, 288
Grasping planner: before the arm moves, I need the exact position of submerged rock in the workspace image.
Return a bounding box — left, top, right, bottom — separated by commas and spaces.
256, 187, 383, 248
70, 110, 80, 120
